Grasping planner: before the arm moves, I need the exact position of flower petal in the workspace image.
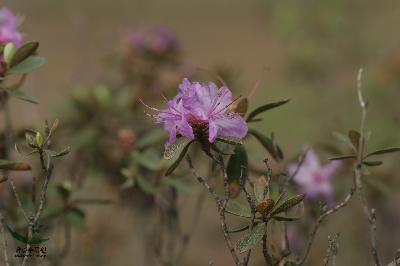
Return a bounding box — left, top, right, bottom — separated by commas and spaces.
211, 113, 247, 140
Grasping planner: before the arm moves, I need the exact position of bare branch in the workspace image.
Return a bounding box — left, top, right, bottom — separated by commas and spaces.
354, 67, 381, 266
298, 186, 355, 265
0, 211, 10, 266
186, 155, 240, 265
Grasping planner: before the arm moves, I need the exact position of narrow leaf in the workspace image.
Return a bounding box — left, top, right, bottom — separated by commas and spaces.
3, 87, 38, 104
10, 41, 39, 67
246, 99, 290, 122
236, 222, 267, 253
365, 148, 400, 158
225, 200, 252, 218
362, 161, 383, 167
164, 137, 192, 160
332, 131, 356, 152
165, 139, 194, 176
248, 129, 283, 161
8, 56, 45, 75
348, 130, 360, 152
0, 160, 31, 171
6, 225, 49, 244
45, 147, 71, 157
271, 194, 305, 216
272, 215, 302, 222
329, 155, 356, 161
216, 136, 243, 145
227, 145, 248, 184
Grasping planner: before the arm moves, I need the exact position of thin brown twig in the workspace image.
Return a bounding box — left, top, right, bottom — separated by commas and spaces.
298, 186, 355, 265
0, 211, 10, 266
22, 150, 54, 266
186, 155, 240, 265
355, 68, 381, 266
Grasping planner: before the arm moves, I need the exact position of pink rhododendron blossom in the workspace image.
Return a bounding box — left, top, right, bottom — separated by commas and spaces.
0, 7, 23, 47
149, 78, 248, 147
287, 148, 341, 204
0, 7, 23, 74
126, 27, 179, 55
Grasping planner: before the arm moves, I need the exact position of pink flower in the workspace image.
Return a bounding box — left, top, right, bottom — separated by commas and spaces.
148, 78, 248, 147
126, 27, 179, 55
287, 148, 341, 204
0, 8, 23, 75
0, 7, 23, 47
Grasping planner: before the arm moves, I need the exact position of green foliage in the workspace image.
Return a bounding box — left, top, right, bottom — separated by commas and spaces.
227, 145, 248, 184
3, 86, 39, 104
248, 129, 284, 161
235, 222, 267, 253
0, 159, 31, 171
8, 56, 45, 75
246, 98, 290, 122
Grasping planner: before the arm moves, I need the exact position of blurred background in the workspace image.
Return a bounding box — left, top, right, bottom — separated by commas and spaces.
2, 0, 400, 265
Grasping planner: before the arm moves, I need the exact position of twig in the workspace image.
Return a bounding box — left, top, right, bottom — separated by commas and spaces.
241, 167, 256, 266
22, 150, 54, 266
298, 186, 355, 265
186, 155, 240, 265
323, 234, 339, 266
355, 68, 381, 266
262, 234, 273, 265
0, 211, 10, 266
8, 178, 30, 223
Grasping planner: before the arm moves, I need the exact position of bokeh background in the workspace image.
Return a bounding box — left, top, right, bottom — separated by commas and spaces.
2, 0, 400, 265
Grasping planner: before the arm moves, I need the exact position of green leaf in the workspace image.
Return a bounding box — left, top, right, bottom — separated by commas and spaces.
248, 129, 283, 161
332, 132, 356, 152
225, 200, 252, 218
365, 148, 400, 158
8, 56, 45, 75
136, 128, 168, 149
235, 222, 267, 253
271, 194, 305, 216
165, 138, 194, 176
246, 99, 290, 122
362, 161, 383, 167
136, 175, 156, 194
216, 136, 243, 145
164, 137, 192, 160
348, 130, 360, 152
3, 86, 39, 104
3, 42, 16, 66
329, 155, 356, 161
227, 145, 248, 184
45, 147, 71, 157
0, 160, 31, 171
10, 41, 39, 67
6, 225, 49, 244
272, 215, 302, 222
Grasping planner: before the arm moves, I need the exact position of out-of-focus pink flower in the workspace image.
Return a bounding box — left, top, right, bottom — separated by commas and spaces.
287, 148, 341, 205
0, 7, 23, 47
147, 78, 248, 148
126, 27, 179, 55
0, 8, 23, 75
